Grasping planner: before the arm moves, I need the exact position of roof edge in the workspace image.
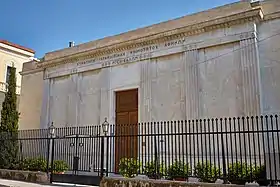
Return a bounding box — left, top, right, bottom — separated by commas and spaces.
0, 40, 35, 54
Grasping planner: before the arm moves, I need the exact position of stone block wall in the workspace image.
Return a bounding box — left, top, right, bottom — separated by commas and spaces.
0, 169, 48, 184
100, 177, 245, 187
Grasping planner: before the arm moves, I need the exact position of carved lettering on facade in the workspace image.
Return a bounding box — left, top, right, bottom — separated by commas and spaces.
77, 38, 188, 69
164, 38, 186, 47
101, 53, 151, 68
130, 45, 159, 55
77, 59, 96, 66
99, 52, 125, 61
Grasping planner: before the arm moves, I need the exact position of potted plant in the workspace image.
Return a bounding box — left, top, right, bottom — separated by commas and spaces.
194, 161, 221, 183
167, 160, 190, 181
119, 157, 141, 178
53, 160, 69, 174
143, 161, 166, 179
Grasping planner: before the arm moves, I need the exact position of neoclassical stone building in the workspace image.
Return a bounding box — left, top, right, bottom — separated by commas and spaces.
19, 0, 280, 130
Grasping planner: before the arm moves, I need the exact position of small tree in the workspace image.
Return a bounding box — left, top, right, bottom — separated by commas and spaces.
0, 66, 19, 168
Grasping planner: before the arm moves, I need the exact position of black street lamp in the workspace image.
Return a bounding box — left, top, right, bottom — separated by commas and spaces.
102, 118, 109, 136
49, 122, 55, 138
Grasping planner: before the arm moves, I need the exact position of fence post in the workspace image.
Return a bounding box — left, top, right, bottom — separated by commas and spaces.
50, 137, 55, 183
154, 135, 159, 179
48, 123, 55, 183
100, 135, 105, 178
106, 136, 109, 176
46, 137, 50, 178
101, 118, 109, 177
221, 118, 228, 184
73, 134, 79, 175
19, 141, 23, 162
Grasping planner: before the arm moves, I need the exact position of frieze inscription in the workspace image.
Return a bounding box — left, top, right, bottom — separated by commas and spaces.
102, 53, 151, 68
130, 45, 158, 55
99, 52, 125, 61
164, 38, 186, 47
76, 38, 188, 69
77, 59, 96, 66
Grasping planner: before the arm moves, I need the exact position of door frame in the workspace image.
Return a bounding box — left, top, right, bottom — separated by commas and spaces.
114, 88, 139, 172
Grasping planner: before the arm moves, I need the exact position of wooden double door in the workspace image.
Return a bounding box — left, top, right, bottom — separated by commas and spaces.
115, 89, 138, 172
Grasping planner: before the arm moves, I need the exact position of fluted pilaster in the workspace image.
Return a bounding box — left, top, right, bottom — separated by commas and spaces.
99, 68, 111, 125
184, 50, 199, 120
240, 38, 261, 116
68, 74, 79, 125
40, 78, 50, 129
140, 59, 152, 122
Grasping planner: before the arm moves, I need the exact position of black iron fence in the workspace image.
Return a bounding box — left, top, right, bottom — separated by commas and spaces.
0, 115, 279, 185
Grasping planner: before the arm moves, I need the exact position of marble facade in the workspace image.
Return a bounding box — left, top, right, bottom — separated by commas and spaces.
19, 0, 280, 130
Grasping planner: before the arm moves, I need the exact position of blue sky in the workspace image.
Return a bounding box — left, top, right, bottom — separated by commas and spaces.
1, 0, 237, 58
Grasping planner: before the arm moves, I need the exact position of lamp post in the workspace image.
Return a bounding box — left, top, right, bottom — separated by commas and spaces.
47, 122, 55, 183
101, 118, 110, 177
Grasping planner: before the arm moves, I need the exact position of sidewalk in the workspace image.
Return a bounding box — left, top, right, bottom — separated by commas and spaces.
0, 179, 98, 187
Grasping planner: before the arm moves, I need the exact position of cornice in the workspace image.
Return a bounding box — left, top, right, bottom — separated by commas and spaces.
37, 8, 263, 69
263, 11, 280, 21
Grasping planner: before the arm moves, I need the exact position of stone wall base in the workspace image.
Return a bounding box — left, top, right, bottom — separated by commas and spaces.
100, 177, 246, 187
0, 169, 49, 184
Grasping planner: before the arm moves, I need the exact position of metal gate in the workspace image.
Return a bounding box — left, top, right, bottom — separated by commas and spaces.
49, 129, 105, 186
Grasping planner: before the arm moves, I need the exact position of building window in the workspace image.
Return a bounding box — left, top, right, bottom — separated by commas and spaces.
6, 66, 14, 83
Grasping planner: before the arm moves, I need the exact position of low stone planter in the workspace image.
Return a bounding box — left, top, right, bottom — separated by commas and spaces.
100, 177, 245, 187
0, 169, 49, 184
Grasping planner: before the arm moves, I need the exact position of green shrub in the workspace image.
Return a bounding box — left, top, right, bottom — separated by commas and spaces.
194, 161, 221, 183
52, 160, 69, 173
253, 165, 268, 186
2, 157, 69, 174
227, 162, 267, 185
167, 160, 191, 180
9, 160, 22, 170
143, 161, 166, 179
227, 162, 251, 184
119, 157, 141, 178
21, 157, 47, 172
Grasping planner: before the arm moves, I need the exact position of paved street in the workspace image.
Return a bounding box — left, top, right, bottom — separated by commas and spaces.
0, 179, 97, 187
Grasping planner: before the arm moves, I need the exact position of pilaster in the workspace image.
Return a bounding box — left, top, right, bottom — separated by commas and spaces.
140, 59, 153, 122
68, 73, 79, 125
76, 74, 81, 126
240, 36, 261, 116
99, 67, 111, 126
48, 78, 54, 127
40, 74, 50, 129
179, 53, 186, 120
184, 49, 199, 120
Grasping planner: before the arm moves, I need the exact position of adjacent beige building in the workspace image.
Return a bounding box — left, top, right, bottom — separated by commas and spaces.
19, 0, 280, 130
0, 40, 35, 121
